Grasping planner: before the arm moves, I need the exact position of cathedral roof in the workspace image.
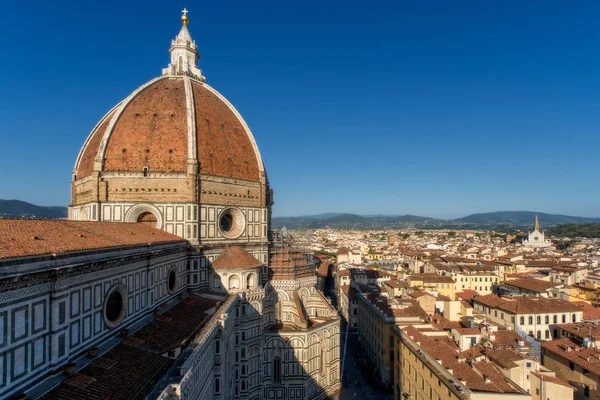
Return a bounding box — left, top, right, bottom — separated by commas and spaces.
75, 76, 262, 181
211, 246, 263, 269
73, 12, 264, 183
0, 219, 184, 260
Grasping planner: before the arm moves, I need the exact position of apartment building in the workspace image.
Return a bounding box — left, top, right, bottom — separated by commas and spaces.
408, 274, 456, 300
394, 325, 531, 400
356, 293, 428, 386
541, 337, 600, 400
473, 294, 583, 340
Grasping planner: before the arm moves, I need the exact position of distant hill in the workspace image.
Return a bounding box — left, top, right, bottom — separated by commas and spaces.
454, 211, 600, 226
273, 211, 600, 230
0, 200, 67, 219
273, 213, 444, 230
546, 223, 600, 238
3, 200, 598, 231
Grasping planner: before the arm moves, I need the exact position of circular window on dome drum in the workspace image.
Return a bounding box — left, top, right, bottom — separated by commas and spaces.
218, 208, 245, 239
103, 285, 127, 328
137, 212, 158, 227
168, 267, 177, 294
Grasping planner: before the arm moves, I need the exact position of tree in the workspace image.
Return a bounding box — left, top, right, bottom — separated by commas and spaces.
447, 231, 456, 238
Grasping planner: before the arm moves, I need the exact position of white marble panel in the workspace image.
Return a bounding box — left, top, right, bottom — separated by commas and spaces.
14, 309, 26, 339
114, 205, 122, 221
102, 205, 111, 221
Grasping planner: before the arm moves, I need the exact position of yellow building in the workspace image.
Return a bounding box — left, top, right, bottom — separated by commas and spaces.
530, 372, 575, 400
541, 337, 599, 400
453, 271, 499, 295
472, 294, 583, 340
356, 293, 427, 386
408, 273, 456, 300
394, 325, 531, 400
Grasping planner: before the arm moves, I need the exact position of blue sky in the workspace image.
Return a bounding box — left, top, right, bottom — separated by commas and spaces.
0, 1, 599, 218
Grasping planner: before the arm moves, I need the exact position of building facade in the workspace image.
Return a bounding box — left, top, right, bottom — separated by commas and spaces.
0, 10, 340, 400
523, 216, 552, 248
473, 294, 583, 340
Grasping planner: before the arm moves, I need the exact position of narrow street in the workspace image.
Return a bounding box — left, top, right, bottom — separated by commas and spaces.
326, 276, 393, 400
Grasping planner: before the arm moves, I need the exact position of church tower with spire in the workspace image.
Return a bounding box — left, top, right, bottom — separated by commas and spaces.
524, 215, 552, 248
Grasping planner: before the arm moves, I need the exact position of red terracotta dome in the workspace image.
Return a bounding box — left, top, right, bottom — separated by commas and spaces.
74, 76, 263, 182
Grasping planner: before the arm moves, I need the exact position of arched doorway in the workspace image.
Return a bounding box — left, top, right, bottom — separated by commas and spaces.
137, 212, 158, 227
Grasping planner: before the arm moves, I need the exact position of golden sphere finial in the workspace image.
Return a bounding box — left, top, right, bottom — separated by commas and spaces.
181, 8, 189, 25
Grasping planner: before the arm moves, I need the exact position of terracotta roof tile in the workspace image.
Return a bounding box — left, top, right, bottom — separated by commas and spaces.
192, 80, 260, 181
41, 343, 171, 400
531, 372, 575, 390
484, 348, 523, 369
77, 107, 118, 178
104, 78, 188, 173
474, 294, 581, 314
211, 246, 263, 269
542, 338, 600, 376
502, 278, 561, 292
570, 302, 600, 320
402, 326, 522, 394
78, 77, 261, 181
490, 330, 530, 350
132, 294, 218, 353
0, 219, 185, 260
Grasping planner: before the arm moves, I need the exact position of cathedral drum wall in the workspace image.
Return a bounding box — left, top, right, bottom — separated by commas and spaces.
0, 243, 188, 399
71, 177, 99, 207
198, 175, 264, 208
103, 173, 194, 203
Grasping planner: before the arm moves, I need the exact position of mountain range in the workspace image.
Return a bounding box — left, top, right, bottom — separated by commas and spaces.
1, 200, 599, 232
273, 211, 600, 231
0, 200, 68, 219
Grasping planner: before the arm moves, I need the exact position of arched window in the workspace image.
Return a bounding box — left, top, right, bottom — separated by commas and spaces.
553, 315, 557, 323
229, 275, 240, 289
528, 316, 533, 325
242, 365, 246, 375
545, 330, 550, 339
520, 316, 525, 325
137, 212, 157, 227
573, 314, 577, 323
537, 330, 541, 339
242, 380, 246, 391
545, 315, 549, 324
247, 273, 255, 289
213, 275, 221, 289
553, 329, 558, 339
562, 314, 566, 323
536, 316, 541, 324
273, 357, 282, 384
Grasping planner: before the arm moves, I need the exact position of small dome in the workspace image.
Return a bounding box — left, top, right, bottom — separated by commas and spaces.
212, 246, 264, 270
